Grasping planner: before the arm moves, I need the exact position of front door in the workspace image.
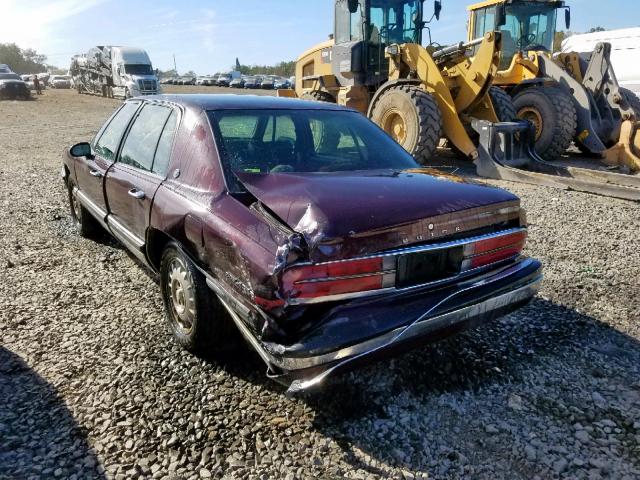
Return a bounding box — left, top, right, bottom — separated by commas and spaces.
74, 102, 140, 216
104, 103, 178, 254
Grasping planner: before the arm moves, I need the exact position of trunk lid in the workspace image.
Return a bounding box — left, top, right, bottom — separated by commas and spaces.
236, 169, 521, 262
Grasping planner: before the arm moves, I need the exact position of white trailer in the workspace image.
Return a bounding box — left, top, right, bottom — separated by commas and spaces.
562, 28, 640, 96
70, 46, 160, 99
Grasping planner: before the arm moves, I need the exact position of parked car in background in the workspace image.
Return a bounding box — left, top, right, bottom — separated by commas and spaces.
0, 64, 13, 74
274, 77, 291, 89
217, 74, 232, 87
62, 94, 542, 391
243, 76, 258, 89
210, 73, 222, 85
259, 76, 276, 90
230, 77, 245, 88
50, 75, 72, 89
196, 76, 212, 86
0, 72, 30, 99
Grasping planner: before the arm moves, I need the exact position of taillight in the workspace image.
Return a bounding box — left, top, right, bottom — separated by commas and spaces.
463, 231, 526, 269
282, 257, 395, 300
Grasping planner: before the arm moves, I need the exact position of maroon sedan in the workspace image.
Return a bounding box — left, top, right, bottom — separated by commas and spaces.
62, 95, 542, 392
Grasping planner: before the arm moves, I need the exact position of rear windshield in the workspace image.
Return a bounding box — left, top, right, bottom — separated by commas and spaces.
208, 109, 418, 192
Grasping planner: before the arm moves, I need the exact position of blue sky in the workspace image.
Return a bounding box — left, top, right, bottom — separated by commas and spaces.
1, 0, 638, 74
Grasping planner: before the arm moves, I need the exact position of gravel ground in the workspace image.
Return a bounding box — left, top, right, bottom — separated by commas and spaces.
1, 88, 639, 480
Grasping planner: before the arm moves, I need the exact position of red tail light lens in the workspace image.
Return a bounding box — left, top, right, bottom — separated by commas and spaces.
282, 257, 392, 300
464, 231, 526, 269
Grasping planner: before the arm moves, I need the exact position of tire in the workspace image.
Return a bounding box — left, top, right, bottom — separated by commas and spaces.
512, 86, 577, 160
369, 84, 443, 162
160, 244, 235, 355
124, 87, 131, 100
67, 181, 100, 238
619, 87, 640, 118
301, 90, 336, 103
489, 86, 517, 121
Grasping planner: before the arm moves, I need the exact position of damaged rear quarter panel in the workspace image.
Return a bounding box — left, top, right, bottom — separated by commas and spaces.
149, 106, 292, 334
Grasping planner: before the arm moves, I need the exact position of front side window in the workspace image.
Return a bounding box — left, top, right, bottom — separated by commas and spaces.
208, 109, 419, 192
335, 0, 363, 44
94, 102, 140, 162
119, 104, 172, 171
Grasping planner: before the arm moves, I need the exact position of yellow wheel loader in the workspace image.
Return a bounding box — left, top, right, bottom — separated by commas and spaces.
467, 0, 640, 173
281, 0, 640, 201
280, 0, 537, 167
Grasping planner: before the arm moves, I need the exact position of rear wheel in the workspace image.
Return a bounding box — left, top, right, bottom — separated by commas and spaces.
160, 244, 236, 354
369, 84, 443, 163
301, 90, 336, 103
512, 86, 577, 160
489, 86, 517, 121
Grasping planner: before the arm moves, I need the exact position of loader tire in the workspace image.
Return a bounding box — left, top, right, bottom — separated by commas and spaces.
369, 84, 443, 162
512, 87, 577, 160
489, 86, 517, 121
620, 88, 640, 118
301, 90, 336, 103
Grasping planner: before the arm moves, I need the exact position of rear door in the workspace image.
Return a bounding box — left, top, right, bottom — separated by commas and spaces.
74, 102, 140, 217
104, 103, 178, 254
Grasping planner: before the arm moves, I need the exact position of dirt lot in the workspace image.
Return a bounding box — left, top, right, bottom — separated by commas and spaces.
1, 87, 639, 480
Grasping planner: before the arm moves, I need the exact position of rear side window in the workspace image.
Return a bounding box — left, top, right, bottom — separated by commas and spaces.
94, 102, 139, 161
152, 111, 178, 176
119, 104, 172, 171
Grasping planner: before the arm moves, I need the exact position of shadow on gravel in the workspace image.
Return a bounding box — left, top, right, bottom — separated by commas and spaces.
0, 347, 105, 479
294, 298, 640, 474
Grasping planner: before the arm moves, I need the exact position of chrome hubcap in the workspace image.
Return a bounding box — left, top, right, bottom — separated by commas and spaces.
168, 259, 196, 333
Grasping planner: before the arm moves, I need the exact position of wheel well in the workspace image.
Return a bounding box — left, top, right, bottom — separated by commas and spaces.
146, 228, 174, 272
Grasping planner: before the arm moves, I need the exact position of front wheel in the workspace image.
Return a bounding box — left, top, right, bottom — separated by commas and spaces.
369, 84, 443, 163
512, 87, 577, 160
67, 181, 100, 238
160, 244, 236, 354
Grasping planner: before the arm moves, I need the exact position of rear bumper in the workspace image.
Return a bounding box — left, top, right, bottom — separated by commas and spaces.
211, 257, 542, 391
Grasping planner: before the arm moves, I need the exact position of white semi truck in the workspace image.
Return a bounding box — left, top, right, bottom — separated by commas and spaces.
70, 46, 160, 99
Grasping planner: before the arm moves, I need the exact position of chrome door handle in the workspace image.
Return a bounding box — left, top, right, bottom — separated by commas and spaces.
89, 169, 102, 178
128, 188, 146, 200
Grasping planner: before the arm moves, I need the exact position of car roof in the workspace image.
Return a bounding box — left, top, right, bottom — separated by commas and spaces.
137, 94, 355, 112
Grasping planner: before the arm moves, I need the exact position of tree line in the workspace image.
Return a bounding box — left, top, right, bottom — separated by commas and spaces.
0, 43, 65, 74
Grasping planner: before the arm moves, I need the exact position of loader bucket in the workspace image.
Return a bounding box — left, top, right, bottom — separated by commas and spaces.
602, 120, 640, 172
472, 119, 640, 202
276, 89, 297, 98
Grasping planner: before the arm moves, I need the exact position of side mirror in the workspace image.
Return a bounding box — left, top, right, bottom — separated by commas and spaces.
70, 142, 93, 158
565, 8, 571, 30
434, 0, 442, 21
496, 4, 507, 27
347, 0, 359, 14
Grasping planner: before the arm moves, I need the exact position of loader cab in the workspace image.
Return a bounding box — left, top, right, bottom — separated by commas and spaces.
333, 0, 426, 87
469, 1, 567, 70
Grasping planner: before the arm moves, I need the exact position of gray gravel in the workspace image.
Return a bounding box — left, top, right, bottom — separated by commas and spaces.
1, 88, 639, 479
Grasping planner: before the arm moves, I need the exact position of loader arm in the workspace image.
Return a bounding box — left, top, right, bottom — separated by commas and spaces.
390, 43, 478, 158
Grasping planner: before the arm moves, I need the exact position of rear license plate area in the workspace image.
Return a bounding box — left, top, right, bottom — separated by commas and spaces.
396, 247, 464, 289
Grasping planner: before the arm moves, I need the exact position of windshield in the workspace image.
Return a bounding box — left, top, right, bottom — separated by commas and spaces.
369, 0, 424, 44
208, 109, 418, 192
501, 2, 557, 68
124, 64, 153, 75
0, 73, 21, 80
